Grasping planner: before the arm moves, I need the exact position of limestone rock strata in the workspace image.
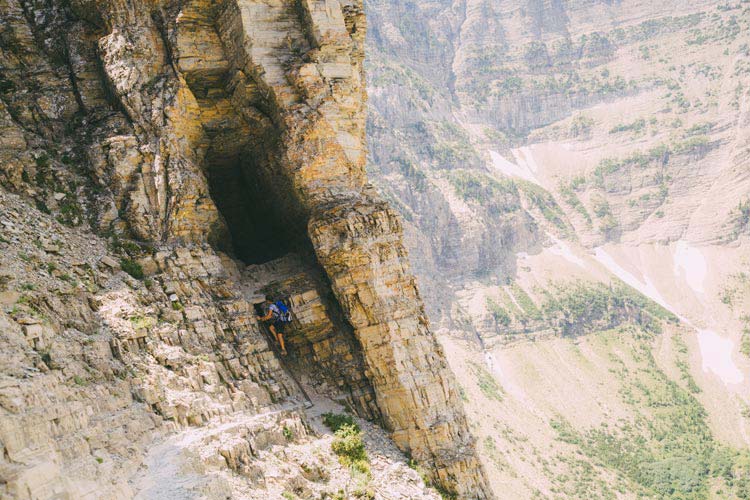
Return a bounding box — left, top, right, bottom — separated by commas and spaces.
0, 0, 490, 497
0, 189, 303, 497
241, 254, 380, 420
204, 2, 490, 494
309, 197, 488, 495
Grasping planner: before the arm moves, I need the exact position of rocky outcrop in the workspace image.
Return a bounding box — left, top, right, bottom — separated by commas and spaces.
0, 189, 301, 497
0, 0, 490, 497
309, 196, 489, 495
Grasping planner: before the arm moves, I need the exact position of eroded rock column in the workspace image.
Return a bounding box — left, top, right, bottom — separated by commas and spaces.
219, 0, 492, 496
309, 196, 491, 497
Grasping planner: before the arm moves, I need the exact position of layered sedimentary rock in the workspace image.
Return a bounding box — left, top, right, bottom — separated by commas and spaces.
309, 197, 488, 493
0, 0, 490, 497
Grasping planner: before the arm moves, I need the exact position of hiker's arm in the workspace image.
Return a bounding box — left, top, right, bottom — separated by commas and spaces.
257, 310, 273, 321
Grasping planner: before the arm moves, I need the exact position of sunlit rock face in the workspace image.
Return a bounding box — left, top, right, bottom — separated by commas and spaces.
0, 0, 491, 498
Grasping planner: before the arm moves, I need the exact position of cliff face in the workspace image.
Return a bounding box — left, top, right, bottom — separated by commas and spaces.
367, 0, 750, 272
0, 0, 489, 498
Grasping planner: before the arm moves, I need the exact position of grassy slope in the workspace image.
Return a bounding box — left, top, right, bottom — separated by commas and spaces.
449, 324, 750, 499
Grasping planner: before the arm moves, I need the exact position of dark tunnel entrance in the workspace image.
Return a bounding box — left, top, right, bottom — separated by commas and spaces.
203, 127, 308, 266
207, 154, 292, 264
204, 143, 382, 420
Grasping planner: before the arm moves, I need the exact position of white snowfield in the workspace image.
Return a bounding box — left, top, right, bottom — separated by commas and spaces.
592, 246, 744, 386
488, 150, 541, 185
548, 235, 586, 268
673, 240, 707, 295
697, 329, 744, 385
592, 247, 671, 311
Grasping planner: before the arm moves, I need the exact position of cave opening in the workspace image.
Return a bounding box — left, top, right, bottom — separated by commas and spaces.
173, 8, 378, 420
204, 143, 380, 419
208, 159, 292, 264
206, 149, 300, 265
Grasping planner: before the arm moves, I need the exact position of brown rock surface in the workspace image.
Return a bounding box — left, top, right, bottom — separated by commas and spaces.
0, 0, 490, 498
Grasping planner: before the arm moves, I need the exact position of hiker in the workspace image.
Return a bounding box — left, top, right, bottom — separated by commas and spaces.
257, 296, 292, 356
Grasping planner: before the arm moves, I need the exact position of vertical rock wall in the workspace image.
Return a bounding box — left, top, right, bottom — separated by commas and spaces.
207, 1, 490, 495
309, 198, 491, 497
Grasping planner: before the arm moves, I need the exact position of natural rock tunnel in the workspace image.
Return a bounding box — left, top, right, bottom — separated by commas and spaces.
174, 4, 380, 417
204, 139, 299, 265
204, 148, 381, 417
175, 7, 302, 264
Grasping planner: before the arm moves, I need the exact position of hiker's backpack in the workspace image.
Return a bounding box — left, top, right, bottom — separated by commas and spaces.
273, 300, 293, 323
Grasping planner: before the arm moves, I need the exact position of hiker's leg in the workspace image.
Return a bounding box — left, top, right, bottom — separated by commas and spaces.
274, 321, 288, 354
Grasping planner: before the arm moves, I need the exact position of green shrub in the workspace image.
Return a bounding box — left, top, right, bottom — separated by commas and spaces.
591, 195, 613, 218
120, 258, 144, 280
741, 323, 750, 357
509, 282, 542, 321
486, 298, 511, 327
609, 118, 646, 135
129, 315, 156, 331
322, 412, 358, 433
434, 481, 459, 500
673, 135, 711, 155
57, 198, 83, 226
469, 362, 504, 402
447, 170, 519, 215
331, 424, 370, 476
685, 122, 714, 136
559, 184, 592, 224
738, 200, 750, 230
540, 279, 677, 336
516, 180, 568, 232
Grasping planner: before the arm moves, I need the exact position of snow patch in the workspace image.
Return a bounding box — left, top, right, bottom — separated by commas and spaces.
548, 235, 585, 268
513, 146, 541, 175
488, 150, 541, 185
696, 330, 744, 385
593, 247, 744, 387
673, 241, 707, 295
592, 247, 671, 311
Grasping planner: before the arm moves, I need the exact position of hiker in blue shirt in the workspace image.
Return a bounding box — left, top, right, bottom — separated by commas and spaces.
257, 296, 291, 355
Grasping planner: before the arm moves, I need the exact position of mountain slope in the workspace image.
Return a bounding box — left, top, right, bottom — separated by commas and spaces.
365, 0, 750, 497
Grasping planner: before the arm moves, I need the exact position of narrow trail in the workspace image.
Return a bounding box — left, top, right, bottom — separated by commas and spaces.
257, 319, 314, 408
131, 405, 305, 499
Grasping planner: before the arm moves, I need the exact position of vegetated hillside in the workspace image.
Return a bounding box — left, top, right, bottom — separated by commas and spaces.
365, 0, 750, 497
